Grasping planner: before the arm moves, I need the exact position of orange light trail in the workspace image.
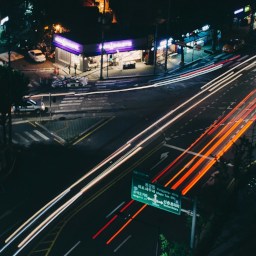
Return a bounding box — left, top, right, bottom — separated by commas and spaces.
92, 215, 118, 239
104, 91, 255, 245
182, 119, 255, 195
106, 204, 147, 245
105, 118, 254, 245
207, 89, 256, 135
152, 115, 225, 183
171, 119, 242, 190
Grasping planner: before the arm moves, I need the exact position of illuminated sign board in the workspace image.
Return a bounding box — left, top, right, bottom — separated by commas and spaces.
53, 35, 84, 54
0, 16, 9, 26
98, 40, 133, 53
234, 8, 243, 14
202, 24, 210, 31
244, 5, 251, 12
158, 38, 173, 49
131, 172, 181, 215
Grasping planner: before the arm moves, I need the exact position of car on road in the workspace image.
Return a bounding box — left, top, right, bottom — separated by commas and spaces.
51, 76, 88, 88
28, 49, 46, 62
222, 38, 245, 53
12, 99, 46, 114
123, 61, 136, 69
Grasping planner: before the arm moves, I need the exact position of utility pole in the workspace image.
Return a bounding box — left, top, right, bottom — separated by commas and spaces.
164, 0, 171, 74
190, 197, 197, 254
100, 0, 106, 80
153, 22, 158, 74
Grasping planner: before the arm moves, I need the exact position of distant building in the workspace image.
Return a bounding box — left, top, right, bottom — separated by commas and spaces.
82, 0, 117, 23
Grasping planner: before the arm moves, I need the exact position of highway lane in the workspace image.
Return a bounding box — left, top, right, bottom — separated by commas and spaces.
53, 58, 252, 255
2, 53, 256, 255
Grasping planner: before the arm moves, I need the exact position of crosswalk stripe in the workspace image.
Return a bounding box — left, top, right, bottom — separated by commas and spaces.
12, 138, 18, 144
14, 133, 30, 144
24, 131, 39, 141
61, 100, 83, 103
59, 103, 81, 106
64, 97, 84, 100
33, 130, 49, 140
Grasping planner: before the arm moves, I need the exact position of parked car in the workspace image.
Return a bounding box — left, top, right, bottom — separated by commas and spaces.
51, 76, 88, 88
123, 61, 136, 69
12, 99, 46, 114
222, 38, 245, 53
28, 49, 46, 62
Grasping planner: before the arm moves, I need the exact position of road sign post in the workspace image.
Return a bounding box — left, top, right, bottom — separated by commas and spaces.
131, 172, 181, 215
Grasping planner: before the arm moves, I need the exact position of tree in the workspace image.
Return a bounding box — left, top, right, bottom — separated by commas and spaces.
0, 66, 29, 145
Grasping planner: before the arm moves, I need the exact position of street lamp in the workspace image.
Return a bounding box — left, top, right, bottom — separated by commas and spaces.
99, 0, 106, 80
153, 17, 166, 75
164, 0, 171, 74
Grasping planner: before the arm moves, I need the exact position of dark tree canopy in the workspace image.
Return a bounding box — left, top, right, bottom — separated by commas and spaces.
0, 66, 29, 114
0, 66, 29, 144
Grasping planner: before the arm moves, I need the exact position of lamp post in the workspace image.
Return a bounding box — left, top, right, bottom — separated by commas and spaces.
164, 0, 171, 74
153, 22, 158, 74
153, 17, 166, 75
99, 0, 106, 80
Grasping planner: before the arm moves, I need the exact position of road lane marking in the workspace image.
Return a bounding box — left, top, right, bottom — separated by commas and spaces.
64, 97, 84, 100
12, 138, 18, 144
113, 235, 132, 253
106, 201, 125, 219
14, 133, 29, 144
63, 241, 81, 256
0, 210, 12, 221
60, 100, 83, 103
163, 143, 214, 160
24, 131, 39, 141
72, 117, 115, 145
33, 130, 49, 140
59, 103, 82, 106
28, 121, 36, 127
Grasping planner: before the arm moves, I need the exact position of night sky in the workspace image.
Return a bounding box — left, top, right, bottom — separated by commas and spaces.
0, 0, 250, 36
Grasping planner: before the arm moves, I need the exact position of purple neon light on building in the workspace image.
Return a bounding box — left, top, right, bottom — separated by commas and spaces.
53, 35, 84, 54
98, 40, 134, 53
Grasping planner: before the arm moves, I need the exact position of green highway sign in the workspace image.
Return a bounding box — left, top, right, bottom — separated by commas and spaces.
131, 173, 181, 215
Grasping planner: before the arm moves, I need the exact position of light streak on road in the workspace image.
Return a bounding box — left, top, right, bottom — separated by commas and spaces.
16, 192, 83, 253
170, 98, 255, 190
14, 145, 141, 253
179, 63, 221, 77
127, 63, 247, 145
201, 54, 256, 90
208, 89, 256, 135
135, 73, 243, 150
171, 119, 242, 190
106, 204, 147, 245
152, 119, 220, 183
0, 189, 70, 253
182, 119, 255, 195
6, 55, 256, 252
80, 147, 142, 194
104, 90, 256, 245
207, 72, 240, 92
70, 143, 131, 189
92, 215, 119, 239
92, 89, 255, 242
29, 61, 224, 100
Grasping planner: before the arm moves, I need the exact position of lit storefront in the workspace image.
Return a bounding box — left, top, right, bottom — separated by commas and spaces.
155, 24, 213, 59
183, 25, 214, 53
0, 16, 9, 37
53, 34, 148, 72
233, 5, 252, 27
